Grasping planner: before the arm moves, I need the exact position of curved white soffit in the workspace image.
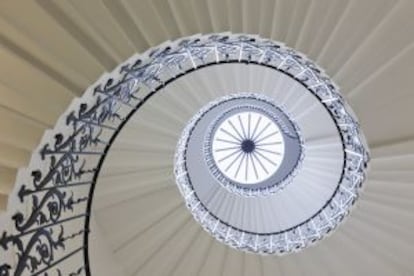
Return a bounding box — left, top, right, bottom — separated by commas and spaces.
0, 33, 369, 275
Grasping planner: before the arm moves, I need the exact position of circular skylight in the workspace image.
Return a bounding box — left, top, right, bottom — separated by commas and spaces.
211, 110, 285, 184
188, 94, 303, 197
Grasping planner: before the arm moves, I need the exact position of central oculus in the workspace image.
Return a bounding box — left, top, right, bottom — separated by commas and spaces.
177, 93, 303, 197
211, 110, 285, 184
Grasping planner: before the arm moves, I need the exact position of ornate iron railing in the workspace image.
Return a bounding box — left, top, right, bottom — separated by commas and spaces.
0, 33, 369, 275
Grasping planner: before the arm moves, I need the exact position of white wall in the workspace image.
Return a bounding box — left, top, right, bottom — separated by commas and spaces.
89, 214, 125, 276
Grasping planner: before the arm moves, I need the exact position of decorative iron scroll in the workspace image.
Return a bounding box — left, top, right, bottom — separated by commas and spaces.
0, 33, 369, 274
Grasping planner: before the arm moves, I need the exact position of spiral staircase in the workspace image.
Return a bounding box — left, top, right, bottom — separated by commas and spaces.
0, 0, 414, 275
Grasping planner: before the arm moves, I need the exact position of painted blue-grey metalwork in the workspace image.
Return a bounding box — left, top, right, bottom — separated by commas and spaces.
0, 33, 369, 275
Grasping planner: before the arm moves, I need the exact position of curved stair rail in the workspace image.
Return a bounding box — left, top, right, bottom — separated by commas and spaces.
0, 33, 368, 275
